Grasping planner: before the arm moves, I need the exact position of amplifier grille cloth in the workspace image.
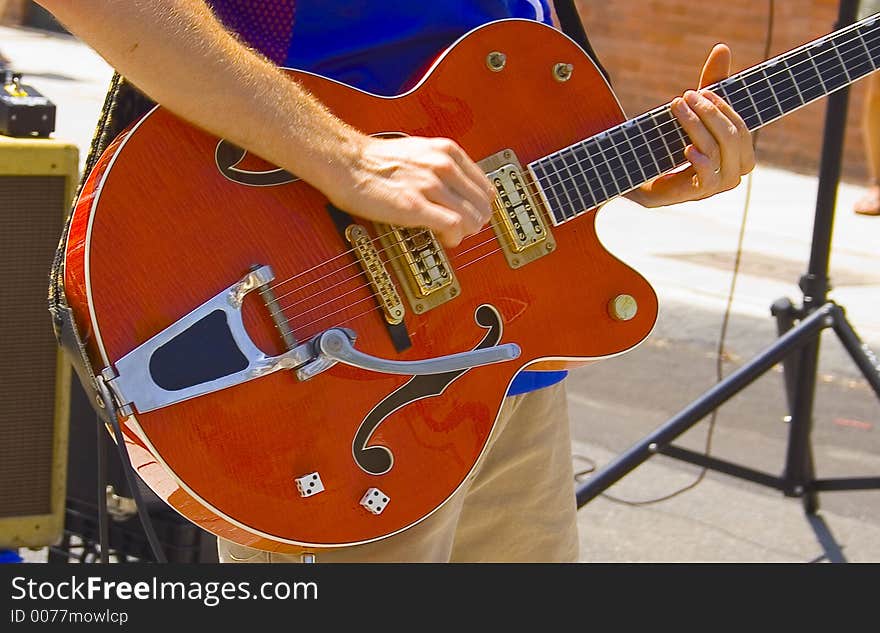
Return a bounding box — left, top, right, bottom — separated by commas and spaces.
0, 175, 65, 518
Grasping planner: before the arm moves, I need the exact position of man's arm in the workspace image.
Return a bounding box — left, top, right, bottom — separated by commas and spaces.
35, 0, 494, 247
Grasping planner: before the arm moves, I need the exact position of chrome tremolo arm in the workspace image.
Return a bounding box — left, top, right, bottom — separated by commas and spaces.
295, 327, 520, 381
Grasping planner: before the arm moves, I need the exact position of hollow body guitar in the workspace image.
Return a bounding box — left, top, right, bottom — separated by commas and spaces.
64, 17, 880, 551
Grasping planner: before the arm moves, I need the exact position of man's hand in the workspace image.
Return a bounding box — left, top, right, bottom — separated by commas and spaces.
627, 43, 756, 208
331, 135, 495, 248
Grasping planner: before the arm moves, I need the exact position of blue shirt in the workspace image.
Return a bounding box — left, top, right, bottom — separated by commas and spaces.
209, 0, 568, 394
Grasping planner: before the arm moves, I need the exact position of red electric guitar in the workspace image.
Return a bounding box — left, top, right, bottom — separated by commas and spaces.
63, 17, 880, 552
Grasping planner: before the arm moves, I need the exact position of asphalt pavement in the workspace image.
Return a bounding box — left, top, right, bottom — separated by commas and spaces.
3, 23, 879, 563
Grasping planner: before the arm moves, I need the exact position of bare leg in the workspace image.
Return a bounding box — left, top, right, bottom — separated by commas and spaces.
855, 72, 880, 216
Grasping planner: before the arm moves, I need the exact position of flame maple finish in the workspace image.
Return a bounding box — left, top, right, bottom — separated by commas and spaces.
63, 20, 658, 551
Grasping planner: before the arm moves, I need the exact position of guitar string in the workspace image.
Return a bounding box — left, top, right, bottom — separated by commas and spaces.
537, 22, 880, 215
281, 232, 503, 336
287, 237, 507, 340
269, 224, 499, 316
266, 20, 879, 305
273, 227, 501, 321
267, 22, 880, 332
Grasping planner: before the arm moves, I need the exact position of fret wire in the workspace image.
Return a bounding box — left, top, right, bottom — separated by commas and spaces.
783, 60, 807, 106
831, 36, 853, 83
562, 148, 599, 210
861, 39, 878, 72
584, 137, 622, 199
817, 38, 849, 91
740, 28, 877, 124
592, 133, 629, 195
545, 165, 573, 220
605, 129, 637, 191
528, 18, 880, 218
728, 21, 876, 117
544, 155, 575, 219
650, 110, 678, 168
571, 21, 880, 190
742, 77, 765, 127
530, 163, 563, 222
641, 115, 676, 173
724, 19, 879, 121
633, 117, 664, 177
838, 28, 874, 77
748, 72, 782, 122
667, 116, 688, 157
859, 22, 880, 69
766, 62, 802, 111
762, 67, 786, 114
558, 149, 590, 217
806, 43, 830, 93
573, 142, 612, 203
617, 123, 649, 184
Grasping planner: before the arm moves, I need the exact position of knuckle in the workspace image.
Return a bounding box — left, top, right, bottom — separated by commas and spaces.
434, 156, 456, 174
434, 138, 456, 153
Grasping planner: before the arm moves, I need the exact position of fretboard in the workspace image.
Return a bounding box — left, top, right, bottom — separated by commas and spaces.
530, 13, 880, 224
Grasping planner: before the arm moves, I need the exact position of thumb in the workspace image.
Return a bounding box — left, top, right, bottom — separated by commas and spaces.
699, 43, 732, 88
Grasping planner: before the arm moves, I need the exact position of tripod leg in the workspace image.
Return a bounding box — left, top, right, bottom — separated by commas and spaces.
829, 305, 880, 399
771, 297, 801, 420
575, 305, 830, 507
782, 319, 822, 514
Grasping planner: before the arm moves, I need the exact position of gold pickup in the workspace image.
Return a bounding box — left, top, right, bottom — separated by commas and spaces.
479, 149, 555, 269
374, 225, 460, 315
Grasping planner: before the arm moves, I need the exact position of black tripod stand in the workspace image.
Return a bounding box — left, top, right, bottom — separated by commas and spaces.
576, 0, 880, 519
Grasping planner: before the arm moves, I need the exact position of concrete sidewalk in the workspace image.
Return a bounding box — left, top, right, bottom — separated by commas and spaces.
3, 23, 879, 563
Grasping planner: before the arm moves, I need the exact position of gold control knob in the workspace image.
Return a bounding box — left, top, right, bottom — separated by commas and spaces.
608, 294, 638, 321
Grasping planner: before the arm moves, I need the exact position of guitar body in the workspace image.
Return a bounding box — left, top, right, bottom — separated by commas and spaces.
63, 20, 657, 551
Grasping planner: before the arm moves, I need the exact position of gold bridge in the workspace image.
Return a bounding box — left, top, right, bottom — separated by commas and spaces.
479, 149, 555, 268
345, 224, 405, 325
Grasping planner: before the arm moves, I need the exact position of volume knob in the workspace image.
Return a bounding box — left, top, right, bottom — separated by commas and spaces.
609, 294, 638, 321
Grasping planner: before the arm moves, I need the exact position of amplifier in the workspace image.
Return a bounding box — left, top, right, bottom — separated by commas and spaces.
0, 134, 78, 548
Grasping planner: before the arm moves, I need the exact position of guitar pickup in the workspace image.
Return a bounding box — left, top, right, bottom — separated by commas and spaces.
479, 149, 556, 269
374, 224, 460, 315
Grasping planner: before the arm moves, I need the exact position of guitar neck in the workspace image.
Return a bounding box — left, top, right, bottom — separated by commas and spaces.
530, 13, 880, 224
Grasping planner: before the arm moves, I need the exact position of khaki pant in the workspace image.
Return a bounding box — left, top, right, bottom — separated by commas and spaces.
218, 380, 579, 562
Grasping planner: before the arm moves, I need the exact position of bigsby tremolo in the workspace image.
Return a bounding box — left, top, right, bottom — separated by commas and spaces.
99, 266, 520, 415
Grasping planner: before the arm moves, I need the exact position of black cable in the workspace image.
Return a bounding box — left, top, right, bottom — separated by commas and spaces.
96, 415, 109, 563
586, 0, 776, 506
104, 408, 168, 563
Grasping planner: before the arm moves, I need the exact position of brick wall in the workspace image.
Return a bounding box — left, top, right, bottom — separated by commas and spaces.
575, 0, 874, 185
0, 1, 28, 26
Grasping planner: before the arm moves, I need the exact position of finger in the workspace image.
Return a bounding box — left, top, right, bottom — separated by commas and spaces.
684, 144, 723, 193
423, 180, 486, 235
699, 43, 732, 88
643, 165, 701, 204
672, 95, 722, 173
434, 139, 495, 217
702, 90, 756, 174
419, 201, 468, 248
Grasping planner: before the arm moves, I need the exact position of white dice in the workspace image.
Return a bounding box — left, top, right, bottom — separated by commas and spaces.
360, 488, 390, 515
295, 472, 325, 498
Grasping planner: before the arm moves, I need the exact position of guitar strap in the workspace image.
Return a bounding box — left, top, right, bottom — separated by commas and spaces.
553, 0, 611, 83
48, 73, 169, 562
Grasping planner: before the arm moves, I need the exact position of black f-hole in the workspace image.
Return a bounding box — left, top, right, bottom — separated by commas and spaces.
352, 304, 505, 475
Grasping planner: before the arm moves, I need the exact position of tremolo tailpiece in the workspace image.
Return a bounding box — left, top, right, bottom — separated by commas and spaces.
99, 266, 520, 416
